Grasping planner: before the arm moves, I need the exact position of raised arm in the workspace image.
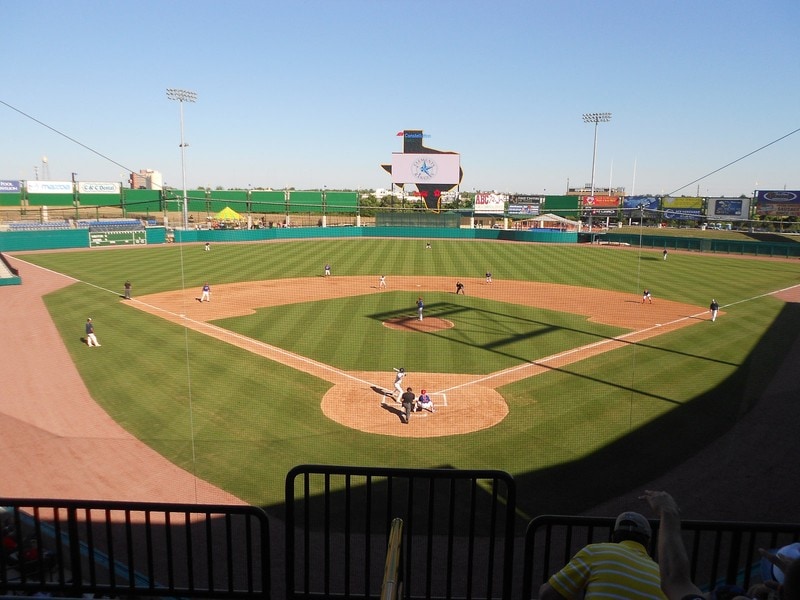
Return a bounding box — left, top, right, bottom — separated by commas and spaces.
642, 490, 704, 600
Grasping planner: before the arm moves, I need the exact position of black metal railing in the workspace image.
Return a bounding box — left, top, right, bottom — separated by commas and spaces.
4, 470, 800, 600
521, 514, 800, 599
0, 498, 270, 598
285, 465, 518, 600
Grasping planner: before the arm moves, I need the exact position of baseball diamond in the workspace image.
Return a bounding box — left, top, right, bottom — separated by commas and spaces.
3, 238, 800, 525
132, 276, 706, 437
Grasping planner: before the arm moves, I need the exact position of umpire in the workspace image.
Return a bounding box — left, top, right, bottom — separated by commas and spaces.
400, 387, 415, 424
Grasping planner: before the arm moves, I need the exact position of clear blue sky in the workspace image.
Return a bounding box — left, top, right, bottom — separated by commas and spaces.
2, 0, 798, 197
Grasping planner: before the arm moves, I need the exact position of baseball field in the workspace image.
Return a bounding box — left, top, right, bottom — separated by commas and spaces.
12, 237, 800, 518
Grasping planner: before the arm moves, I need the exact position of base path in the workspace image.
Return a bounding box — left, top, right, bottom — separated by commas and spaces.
134, 276, 708, 438
0, 256, 243, 504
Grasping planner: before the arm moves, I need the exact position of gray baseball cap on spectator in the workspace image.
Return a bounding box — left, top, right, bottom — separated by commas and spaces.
614, 511, 652, 538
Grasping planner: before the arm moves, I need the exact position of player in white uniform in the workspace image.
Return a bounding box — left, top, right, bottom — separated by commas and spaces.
392, 367, 406, 401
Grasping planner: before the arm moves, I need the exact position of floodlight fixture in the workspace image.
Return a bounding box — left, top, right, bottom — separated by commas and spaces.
582, 112, 612, 124
582, 112, 613, 235
166, 88, 198, 103
166, 88, 198, 230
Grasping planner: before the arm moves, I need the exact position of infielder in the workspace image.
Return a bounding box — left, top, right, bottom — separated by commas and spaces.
85, 318, 101, 347
709, 298, 719, 322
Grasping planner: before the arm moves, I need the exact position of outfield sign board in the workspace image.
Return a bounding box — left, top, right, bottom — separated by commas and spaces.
622, 195, 659, 211
707, 197, 750, 219
662, 196, 703, 220
508, 204, 541, 215
755, 190, 800, 216
0, 180, 21, 193
79, 182, 121, 194
474, 192, 507, 214
27, 181, 72, 194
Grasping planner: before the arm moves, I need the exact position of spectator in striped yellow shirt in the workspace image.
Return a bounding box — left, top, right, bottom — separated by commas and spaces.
539, 510, 666, 599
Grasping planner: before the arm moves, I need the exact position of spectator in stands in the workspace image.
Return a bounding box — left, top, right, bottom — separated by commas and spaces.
539, 509, 665, 599
761, 544, 800, 600
85, 318, 101, 347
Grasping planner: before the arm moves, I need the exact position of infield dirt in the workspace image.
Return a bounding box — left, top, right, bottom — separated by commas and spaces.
133, 275, 708, 437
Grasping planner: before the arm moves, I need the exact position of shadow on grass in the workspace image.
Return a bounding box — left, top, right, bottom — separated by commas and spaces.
512, 300, 800, 519
741, 232, 800, 244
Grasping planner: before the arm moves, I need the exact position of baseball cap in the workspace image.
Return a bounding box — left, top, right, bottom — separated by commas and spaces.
614, 511, 652, 538
421, 389, 426, 394
761, 542, 800, 584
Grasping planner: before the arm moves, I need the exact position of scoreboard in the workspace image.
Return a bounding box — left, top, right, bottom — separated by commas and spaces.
89, 229, 147, 247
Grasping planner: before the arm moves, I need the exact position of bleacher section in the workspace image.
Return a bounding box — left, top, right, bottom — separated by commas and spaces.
7, 221, 71, 231
4, 218, 153, 232
80, 219, 146, 230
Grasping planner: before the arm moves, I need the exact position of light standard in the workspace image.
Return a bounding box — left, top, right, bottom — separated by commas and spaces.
166, 88, 197, 231
582, 112, 612, 238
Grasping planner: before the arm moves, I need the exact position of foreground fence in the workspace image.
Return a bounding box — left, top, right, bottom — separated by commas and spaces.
522, 514, 800, 599
3, 468, 800, 599
0, 499, 270, 598
285, 465, 518, 600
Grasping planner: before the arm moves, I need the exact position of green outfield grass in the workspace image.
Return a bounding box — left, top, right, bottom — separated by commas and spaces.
19, 239, 800, 515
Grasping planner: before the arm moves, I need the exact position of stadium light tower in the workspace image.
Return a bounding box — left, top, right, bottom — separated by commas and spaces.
582, 112, 612, 236
166, 88, 198, 230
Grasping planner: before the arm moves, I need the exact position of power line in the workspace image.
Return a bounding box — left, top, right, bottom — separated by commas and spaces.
0, 98, 136, 176
666, 126, 800, 197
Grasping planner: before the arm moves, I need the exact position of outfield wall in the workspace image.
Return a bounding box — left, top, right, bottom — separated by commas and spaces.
1, 226, 576, 251
604, 233, 800, 258
0, 227, 167, 251
6, 226, 800, 256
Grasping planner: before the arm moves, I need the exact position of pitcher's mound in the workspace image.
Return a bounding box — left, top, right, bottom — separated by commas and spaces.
383, 317, 454, 332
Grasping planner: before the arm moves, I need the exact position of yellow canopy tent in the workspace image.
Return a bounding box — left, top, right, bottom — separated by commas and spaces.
214, 206, 242, 220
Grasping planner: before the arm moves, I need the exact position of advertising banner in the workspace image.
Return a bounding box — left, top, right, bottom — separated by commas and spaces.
708, 197, 749, 219
622, 195, 659, 210
580, 195, 620, 208
755, 190, 800, 216
662, 196, 703, 209
391, 153, 460, 185
474, 192, 506, 214
27, 180, 73, 194
508, 204, 541, 215
0, 180, 21, 193
662, 196, 703, 220
512, 195, 545, 204
79, 182, 121, 194
508, 195, 542, 216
